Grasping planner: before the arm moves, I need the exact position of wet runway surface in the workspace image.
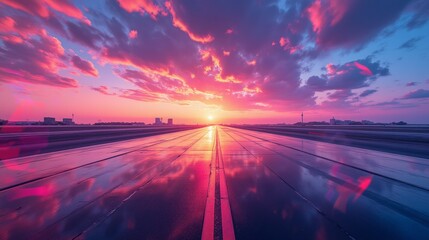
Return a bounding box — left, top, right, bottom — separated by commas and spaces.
0, 126, 428, 239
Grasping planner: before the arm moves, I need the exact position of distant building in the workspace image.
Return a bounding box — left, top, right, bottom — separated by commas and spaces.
63, 118, 74, 125
362, 120, 373, 125
329, 117, 336, 125
167, 118, 173, 125
43, 117, 56, 125
344, 120, 352, 125
155, 117, 163, 125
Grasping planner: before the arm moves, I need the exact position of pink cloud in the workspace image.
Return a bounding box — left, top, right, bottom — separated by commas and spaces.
307, 58, 388, 91
44, 0, 90, 24
278, 37, 301, 54
0, 15, 41, 37
117, 0, 163, 19
0, 0, 90, 24
71, 55, 98, 77
0, 16, 15, 32
0, 30, 78, 88
165, 1, 214, 43
129, 30, 138, 39
279, 37, 289, 47
354, 62, 373, 76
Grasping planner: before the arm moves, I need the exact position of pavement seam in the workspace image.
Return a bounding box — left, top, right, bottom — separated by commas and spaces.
225, 128, 429, 231
69, 129, 210, 239
227, 127, 429, 192
0, 129, 205, 192
222, 127, 356, 240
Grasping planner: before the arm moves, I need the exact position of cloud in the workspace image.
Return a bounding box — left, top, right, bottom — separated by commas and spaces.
128, 30, 138, 39
0, 0, 90, 24
398, 37, 422, 49
1, 0, 424, 115
119, 89, 166, 102
97, 0, 318, 111
0, 14, 41, 38
91, 86, 116, 95
402, 89, 429, 99
359, 89, 377, 97
65, 21, 104, 49
0, 30, 78, 88
71, 55, 98, 77
116, 0, 163, 19
328, 89, 354, 100
406, 82, 417, 87
306, 58, 389, 91
306, 0, 411, 49
406, 0, 429, 29
164, 1, 214, 43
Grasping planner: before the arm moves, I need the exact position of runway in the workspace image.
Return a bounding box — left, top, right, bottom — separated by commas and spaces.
0, 126, 428, 239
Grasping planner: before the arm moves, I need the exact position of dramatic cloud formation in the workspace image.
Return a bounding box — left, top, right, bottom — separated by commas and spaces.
0, 0, 428, 123
0, 30, 77, 88
0, 0, 90, 24
306, 0, 411, 49
306, 58, 389, 91
117, 0, 163, 19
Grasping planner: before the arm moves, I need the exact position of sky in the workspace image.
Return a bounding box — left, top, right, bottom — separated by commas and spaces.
0, 0, 429, 124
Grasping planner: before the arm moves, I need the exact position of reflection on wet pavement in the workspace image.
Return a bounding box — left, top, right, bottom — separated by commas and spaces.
0, 126, 428, 239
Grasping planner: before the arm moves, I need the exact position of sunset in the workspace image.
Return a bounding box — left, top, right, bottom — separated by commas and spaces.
1, 0, 429, 239
0, 0, 428, 124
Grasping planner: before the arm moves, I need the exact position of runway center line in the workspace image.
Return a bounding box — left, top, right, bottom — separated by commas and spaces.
202, 126, 236, 240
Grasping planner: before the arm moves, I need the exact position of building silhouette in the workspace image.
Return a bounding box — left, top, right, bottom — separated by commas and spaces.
167, 118, 173, 125
63, 118, 74, 125
155, 117, 163, 125
43, 117, 56, 125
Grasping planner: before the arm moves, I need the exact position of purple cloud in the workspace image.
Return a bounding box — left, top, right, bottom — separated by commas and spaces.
306, 0, 411, 49
306, 58, 389, 91
1, 0, 426, 117
0, 30, 78, 88
71, 55, 98, 77
65, 21, 104, 49
399, 37, 422, 49
91, 86, 116, 95
360, 89, 377, 97
402, 89, 429, 99
406, 0, 429, 29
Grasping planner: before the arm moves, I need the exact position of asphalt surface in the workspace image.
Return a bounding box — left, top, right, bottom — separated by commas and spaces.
0, 125, 203, 159
0, 126, 428, 239
229, 125, 429, 159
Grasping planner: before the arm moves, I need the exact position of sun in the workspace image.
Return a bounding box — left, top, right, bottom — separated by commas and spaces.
207, 115, 214, 121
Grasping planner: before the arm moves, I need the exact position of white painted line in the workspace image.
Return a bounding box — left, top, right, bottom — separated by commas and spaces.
218, 127, 236, 240
201, 128, 217, 240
